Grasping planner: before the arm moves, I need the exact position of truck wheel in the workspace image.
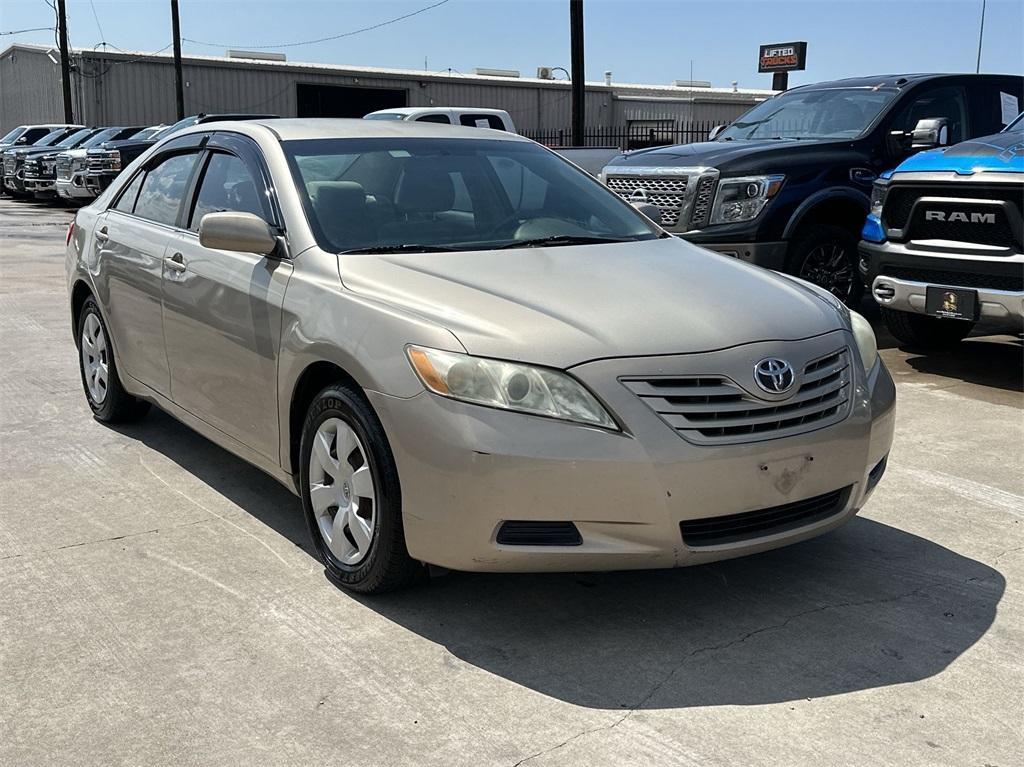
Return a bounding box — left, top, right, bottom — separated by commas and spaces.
880, 307, 974, 349
787, 224, 863, 306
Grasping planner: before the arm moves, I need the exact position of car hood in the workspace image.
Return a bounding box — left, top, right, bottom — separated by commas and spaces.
892, 130, 1024, 175
340, 236, 845, 368
5, 146, 63, 158
606, 138, 857, 174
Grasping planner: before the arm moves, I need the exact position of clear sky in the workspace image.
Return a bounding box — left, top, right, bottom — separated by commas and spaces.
2, 0, 1021, 89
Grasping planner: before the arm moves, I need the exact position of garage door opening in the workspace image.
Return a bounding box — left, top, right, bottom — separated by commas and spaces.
296, 84, 407, 118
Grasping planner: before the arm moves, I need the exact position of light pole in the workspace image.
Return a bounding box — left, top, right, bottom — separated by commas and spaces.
976, 0, 986, 73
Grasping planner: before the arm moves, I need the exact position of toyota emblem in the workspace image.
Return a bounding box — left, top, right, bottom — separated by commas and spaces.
754, 358, 795, 394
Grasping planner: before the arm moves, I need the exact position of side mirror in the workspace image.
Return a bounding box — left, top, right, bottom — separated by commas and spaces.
199, 211, 277, 256
632, 201, 663, 224
708, 124, 727, 140
910, 117, 950, 149
15, 136, 28, 145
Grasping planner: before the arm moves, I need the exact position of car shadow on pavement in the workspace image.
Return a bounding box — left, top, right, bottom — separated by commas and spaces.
116, 411, 1003, 712
903, 335, 1023, 393
355, 520, 1002, 710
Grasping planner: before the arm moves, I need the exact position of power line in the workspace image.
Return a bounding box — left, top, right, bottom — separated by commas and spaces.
87, 0, 106, 45
182, 0, 450, 50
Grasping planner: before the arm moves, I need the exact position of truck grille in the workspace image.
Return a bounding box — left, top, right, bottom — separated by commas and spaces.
880, 264, 1023, 293
680, 486, 852, 547
4, 156, 17, 175
883, 183, 1023, 249
688, 175, 717, 228
622, 348, 852, 445
86, 154, 119, 173
605, 174, 688, 227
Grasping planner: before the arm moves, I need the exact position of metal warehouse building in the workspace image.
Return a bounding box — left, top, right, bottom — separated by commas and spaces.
1, 44, 771, 142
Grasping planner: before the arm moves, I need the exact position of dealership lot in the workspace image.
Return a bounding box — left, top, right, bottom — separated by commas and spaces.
1, 197, 1022, 765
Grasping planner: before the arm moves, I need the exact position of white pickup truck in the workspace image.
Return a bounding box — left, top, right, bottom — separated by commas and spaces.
365, 107, 515, 132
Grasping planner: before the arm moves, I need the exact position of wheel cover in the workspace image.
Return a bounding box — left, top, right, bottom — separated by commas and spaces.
308, 417, 377, 566
80, 313, 109, 404
799, 243, 854, 301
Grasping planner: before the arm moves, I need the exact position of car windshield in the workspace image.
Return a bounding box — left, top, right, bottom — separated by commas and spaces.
82, 128, 120, 148
718, 87, 899, 141
130, 127, 161, 140
1, 127, 24, 144
364, 113, 407, 121
55, 129, 93, 148
1004, 112, 1024, 133
152, 116, 198, 140
284, 137, 661, 254
33, 130, 65, 146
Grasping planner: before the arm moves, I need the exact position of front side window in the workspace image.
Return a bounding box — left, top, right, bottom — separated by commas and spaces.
189, 152, 267, 230
112, 172, 145, 213
891, 85, 968, 145
284, 137, 659, 253
415, 114, 452, 124
718, 87, 898, 141
133, 152, 199, 226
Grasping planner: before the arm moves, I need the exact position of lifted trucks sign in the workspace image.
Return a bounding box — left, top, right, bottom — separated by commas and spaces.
758, 42, 808, 73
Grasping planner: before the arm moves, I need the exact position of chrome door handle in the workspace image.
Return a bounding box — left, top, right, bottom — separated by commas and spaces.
94, 226, 109, 242
164, 252, 187, 272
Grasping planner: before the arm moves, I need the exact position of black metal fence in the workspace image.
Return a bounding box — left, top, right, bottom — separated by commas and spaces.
521, 121, 719, 150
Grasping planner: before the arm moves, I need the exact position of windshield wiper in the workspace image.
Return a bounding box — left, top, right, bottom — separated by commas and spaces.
341, 243, 461, 254
499, 235, 633, 249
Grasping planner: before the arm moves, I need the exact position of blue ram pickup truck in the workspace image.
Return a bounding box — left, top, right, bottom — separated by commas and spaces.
859, 112, 1023, 348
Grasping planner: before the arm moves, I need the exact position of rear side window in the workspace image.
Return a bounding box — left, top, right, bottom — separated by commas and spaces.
968, 80, 1024, 136
188, 152, 267, 230
459, 114, 506, 130
415, 114, 452, 124
112, 172, 145, 213
133, 152, 199, 226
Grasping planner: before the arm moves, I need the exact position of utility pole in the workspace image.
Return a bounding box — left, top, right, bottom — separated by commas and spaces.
171, 0, 185, 119
569, 0, 584, 146
56, 0, 74, 123
976, 0, 986, 73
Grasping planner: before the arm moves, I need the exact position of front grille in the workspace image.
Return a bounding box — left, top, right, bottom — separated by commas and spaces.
496, 521, 582, 546
605, 174, 688, 227
903, 206, 1018, 249
24, 158, 40, 174
883, 184, 1023, 250
86, 154, 119, 173
689, 175, 717, 228
680, 486, 851, 547
623, 348, 852, 445
880, 264, 1023, 293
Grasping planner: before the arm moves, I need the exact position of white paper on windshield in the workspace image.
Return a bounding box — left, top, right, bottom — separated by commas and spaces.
1000, 92, 1019, 125
475, 119, 490, 128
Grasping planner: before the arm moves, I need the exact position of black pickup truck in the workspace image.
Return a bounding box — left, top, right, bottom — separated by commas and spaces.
84, 113, 277, 195
601, 74, 1023, 304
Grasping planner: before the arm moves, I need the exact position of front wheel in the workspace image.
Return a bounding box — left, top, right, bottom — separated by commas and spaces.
786, 224, 863, 306
880, 307, 974, 349
299, 383, 422, 594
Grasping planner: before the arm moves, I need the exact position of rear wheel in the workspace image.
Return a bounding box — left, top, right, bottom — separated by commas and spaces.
880, 307, 974, 349
299, 382, 422, 594
787, 224, 863, 306
77, 296, 150, 422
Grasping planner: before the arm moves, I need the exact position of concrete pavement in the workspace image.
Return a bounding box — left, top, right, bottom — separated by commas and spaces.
1, 197, 1021, 766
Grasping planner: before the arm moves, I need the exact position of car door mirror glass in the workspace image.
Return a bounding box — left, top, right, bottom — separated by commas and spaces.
911, 117, 950, 150
199, 212, 277, 256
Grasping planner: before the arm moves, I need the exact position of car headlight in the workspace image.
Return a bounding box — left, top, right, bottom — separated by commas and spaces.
709, 174, 784, 225
407, 345, 618, 429
850, 311, 878, 373
869, 179, 888, 218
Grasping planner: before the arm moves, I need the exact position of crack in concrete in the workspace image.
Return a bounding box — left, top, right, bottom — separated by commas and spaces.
510, 575, 986, 766
0, 518, 208, 561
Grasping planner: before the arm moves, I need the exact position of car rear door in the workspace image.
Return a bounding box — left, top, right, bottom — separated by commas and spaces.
161, 133, 292, 461
93, 140, 204, 395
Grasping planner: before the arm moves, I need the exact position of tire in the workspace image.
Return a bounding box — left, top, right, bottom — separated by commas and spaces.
880, 306, 974, 349
786, 224, 864, 306
77, 296, 150, 423
299, 382, 422, 594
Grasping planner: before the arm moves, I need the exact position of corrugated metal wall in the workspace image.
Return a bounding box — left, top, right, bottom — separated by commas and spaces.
0, 48, 68, 132
2, 46, 763, 134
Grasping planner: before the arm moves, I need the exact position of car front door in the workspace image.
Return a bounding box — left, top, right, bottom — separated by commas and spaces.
94, 144, 203, 395
161, 134, 292, 461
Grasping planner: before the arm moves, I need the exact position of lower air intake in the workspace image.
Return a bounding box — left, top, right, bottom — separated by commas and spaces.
496, 521, 583, 546
680, 486, 852, 547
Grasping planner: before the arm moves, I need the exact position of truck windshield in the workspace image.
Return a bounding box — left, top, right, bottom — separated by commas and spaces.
718, 87, 899, 141
284, 137, 661, 254
364, 113, 407, 120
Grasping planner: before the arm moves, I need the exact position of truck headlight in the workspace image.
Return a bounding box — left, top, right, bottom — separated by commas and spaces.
709, 174, 784, 225
869, 179, 888, 218
850, 311, 878, 373
407, 346, 618, 429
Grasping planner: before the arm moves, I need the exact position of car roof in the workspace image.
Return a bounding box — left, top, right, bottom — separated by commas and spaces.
195, 117, 531, 143
368, 107, 510, 115
786, 73, 1020, 93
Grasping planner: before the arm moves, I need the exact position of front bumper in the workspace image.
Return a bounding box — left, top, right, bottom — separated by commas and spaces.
369, 331, 896, 572
84, 172, 116, 195
24, 176, 56, 195
56, 173, 95, 199
860, 239, 1024, 324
